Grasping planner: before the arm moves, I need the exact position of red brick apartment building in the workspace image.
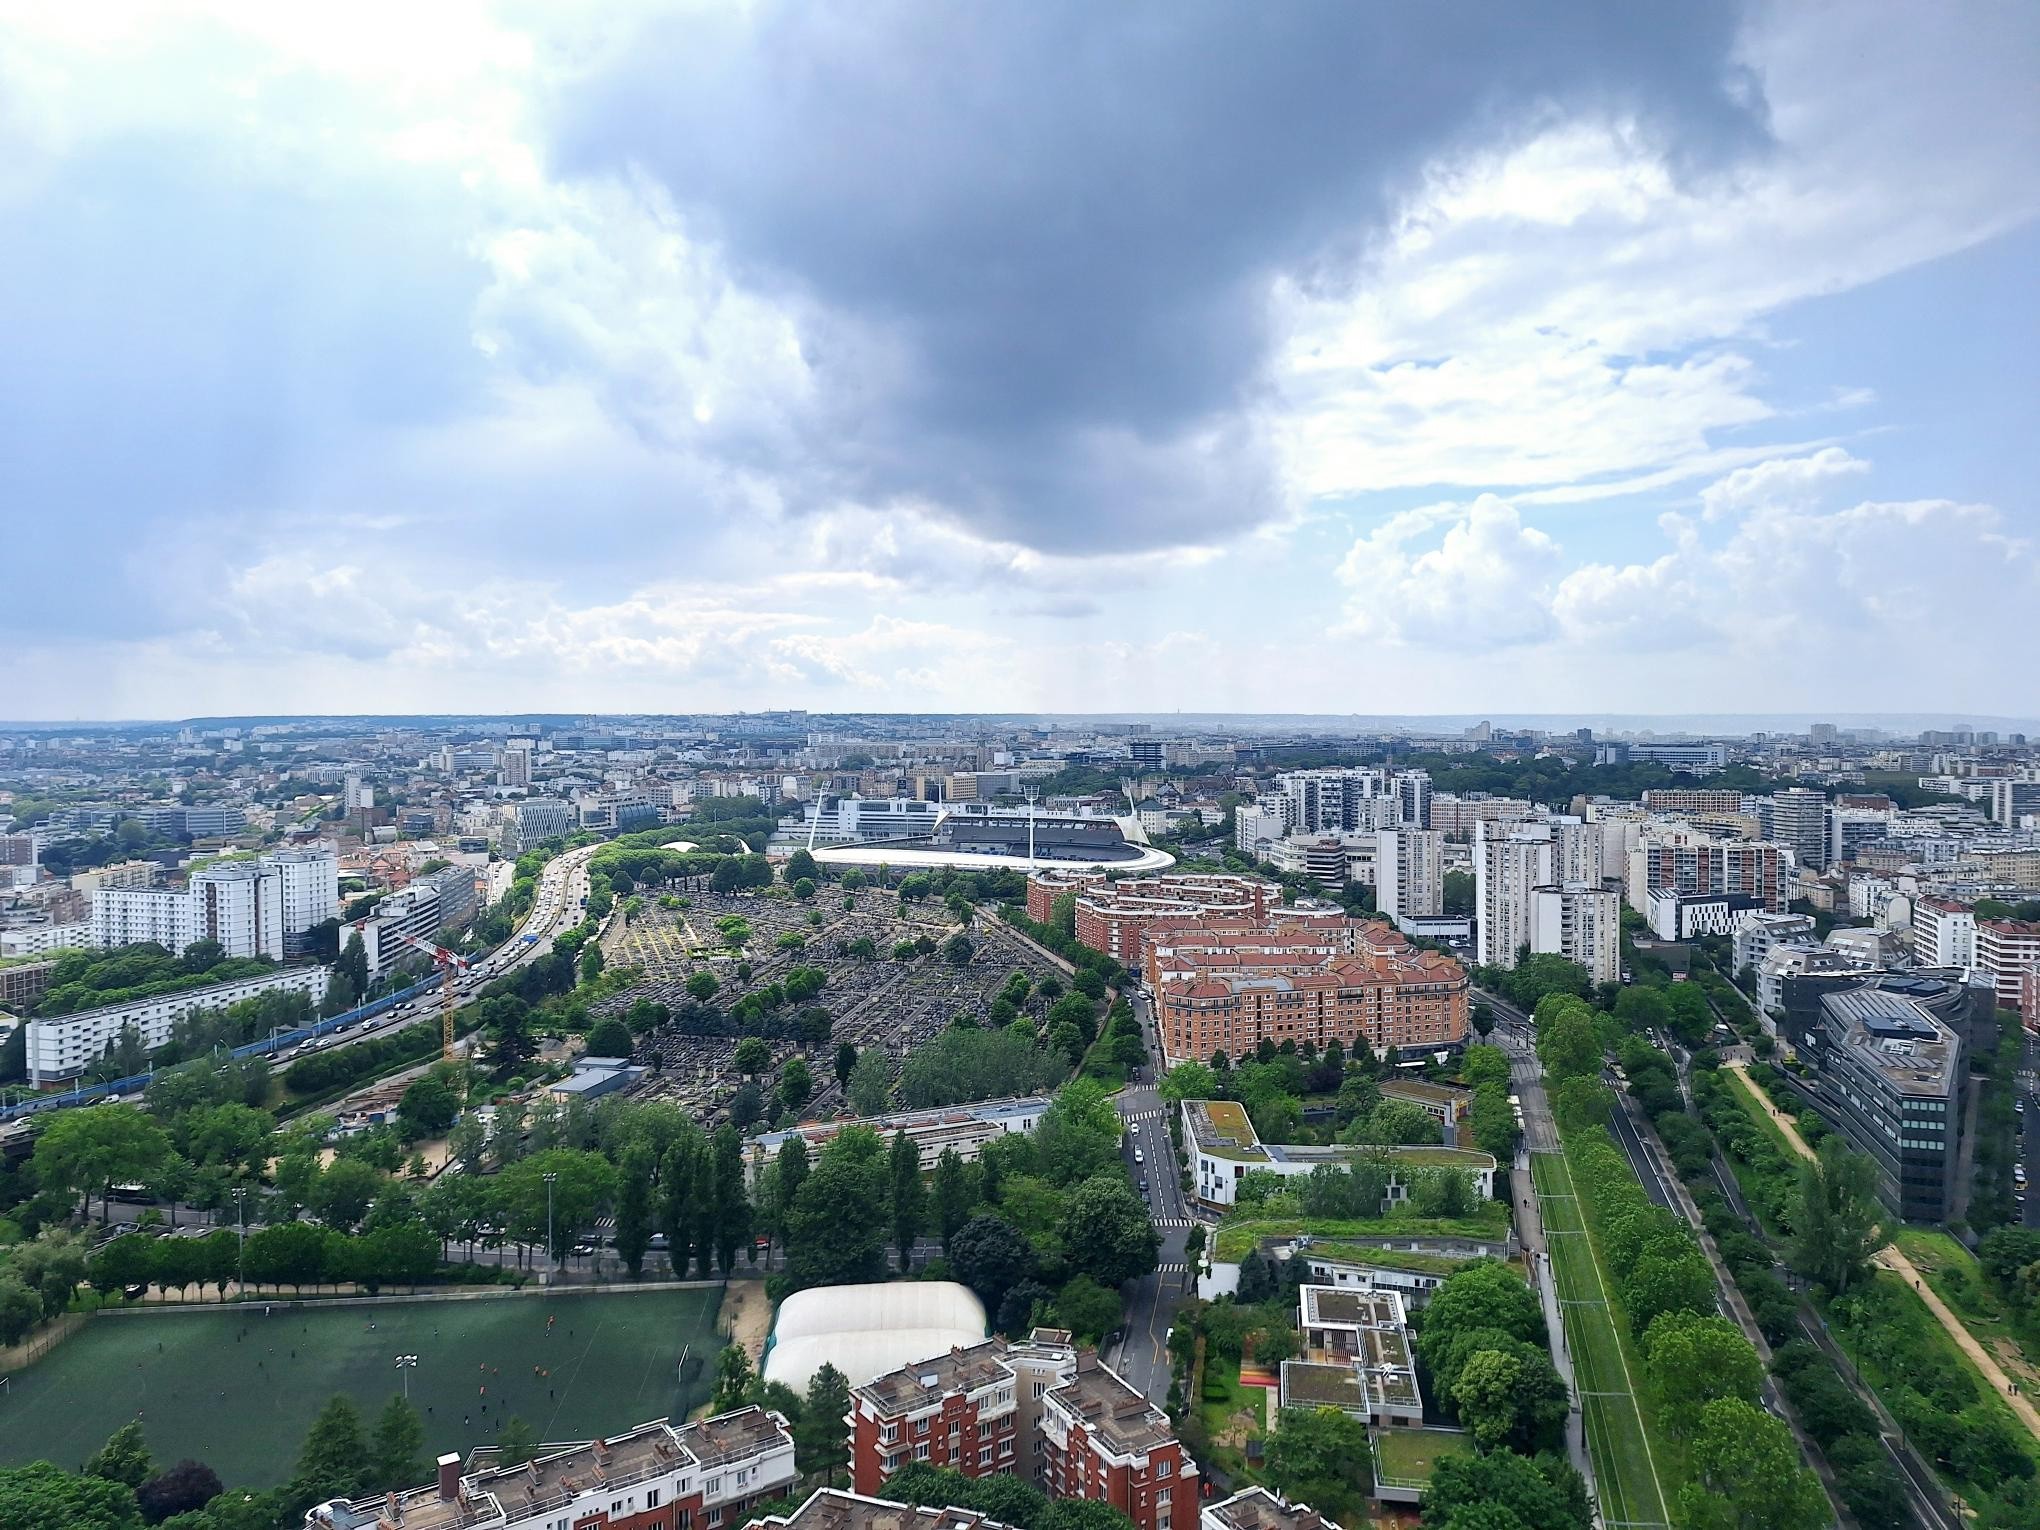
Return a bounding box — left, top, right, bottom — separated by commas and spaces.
1024, 872, 1277, 964
305, 1406, 795, 1530
851, 1335, 1195, 1530
1144, 916, 1468, 1065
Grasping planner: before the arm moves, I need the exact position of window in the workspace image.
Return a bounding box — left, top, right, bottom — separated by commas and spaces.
736, 1469, 751, 1487
1033, 1382, 1048, 1398
649, 1490, 662, 1509
979, 1448, 993, 1466
881, 1422, 899, 1443
707, 1510, 722, 1527
1156, 1459, 1172, 1477
916, 1444, 930, 1460
706, 1478, 722, 1496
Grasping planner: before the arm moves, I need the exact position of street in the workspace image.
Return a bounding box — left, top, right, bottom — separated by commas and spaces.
1107, 986, 1196, 1402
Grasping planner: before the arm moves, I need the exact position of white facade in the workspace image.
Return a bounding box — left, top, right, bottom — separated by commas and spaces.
0, 919, 94, 959
1375, 829, 1444, 932
27, 965, 328, 1084
1733, 912, 1817, 978
1475, 818, 1592, 970
1234, 801, 1291, 858
1529, 882, 1621, 985
90, 847, 336, 961
1911, 899, 1977, 970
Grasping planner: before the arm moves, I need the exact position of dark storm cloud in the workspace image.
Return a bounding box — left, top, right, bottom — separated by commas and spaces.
550, 1, 1764, 552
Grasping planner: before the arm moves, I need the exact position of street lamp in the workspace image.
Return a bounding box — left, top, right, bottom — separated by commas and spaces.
542, 1171, 559, 1281
231, 1186, 248, 1294
396, 1353, 419, 1400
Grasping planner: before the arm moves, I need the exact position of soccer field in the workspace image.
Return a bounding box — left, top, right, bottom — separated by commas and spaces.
1532, 1152, 1671, 1529
0, 1286, 723, 1491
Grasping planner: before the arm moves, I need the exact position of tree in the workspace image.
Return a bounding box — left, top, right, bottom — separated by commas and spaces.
847, 1048, 892, 1115
137, 1460, 223, 1524
1451, 1343, 1568, 1452
1038, 1502, 1137, 1530
370, 1396, 426, 1493
785, 848, 819, 884
497, 1417, 540, 1468
1414, 1261, 1546, 1379
1679, 1398, 1830, 1530
950, 1212, 1037, 1314
1622, 1249, 1717, 1333
1422, 1450, 1591, 1530
714, 1343, 754, 1411
944, 933, 975, 967
833, 1041, 858, 1090
686, 970, 719, 1003
614, 1143, 655, 1277
1263, 1406, 1373, 1514
1791, 1137, 1888, 1296
734, 1036, 772, 1079
289, 1396, 372, 1507
889, 1131, 926, 1271
0, 1462, 143, 1530
1642, 1311, 1765, 1437
396, 1073, 460, 1138
86, 1422, 155, 1488
578, 944, 606, 984
34, 1108, 173, 1221
1054, 1275, 1123, 1342
1057, 1177, 1158, 1288
797, 1363, 853, 1485
311, 1157, 384, 1235
786, 1145, 891, 1288
1034, 1079, 1125, 1187
933, 1147, 975, 1250
585, 1017, 633, 1058
1534, 998, 1602, 1082
779, 1057, 814, 1114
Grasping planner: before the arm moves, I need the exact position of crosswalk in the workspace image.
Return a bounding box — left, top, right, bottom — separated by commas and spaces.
1120, 1107, 1167, 1124
1153, 1216, 1195, 1229
1156, 1263, 1189, 1274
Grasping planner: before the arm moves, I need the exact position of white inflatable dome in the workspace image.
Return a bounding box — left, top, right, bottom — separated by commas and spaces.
763, 1281, 987, 1393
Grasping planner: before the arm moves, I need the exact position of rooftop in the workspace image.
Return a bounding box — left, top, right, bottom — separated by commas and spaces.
853, 1338, 1015, 1414
1183, 1098, 1263, 1161
1823, 987, 1961, 1095
1045, 1357, 1178, 1457
1201, 1487, 1333, 1530
1277, 1360, 1366, 1410
750, 1488, 1017, 1530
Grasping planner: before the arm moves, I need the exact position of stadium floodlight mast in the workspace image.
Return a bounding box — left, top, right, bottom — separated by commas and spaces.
543, 1170, 559, 1280
231, 1185, 249, 1292
396, 1352, 419, 1400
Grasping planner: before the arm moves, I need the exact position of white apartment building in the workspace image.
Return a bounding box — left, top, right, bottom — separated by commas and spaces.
0, 919, 94, 959
1977, 921, 2040, 1008
357, 865, 481, 976
27, 965, 328, 1084
68, 860, 160, 896
1529, 882, 1621, 985
1234, 801, 1292, 859
1475, 817, 1597, 970
510, 797, 574, 849
1911, 897, 1977, 970
1734, 911, 1817, 978
1375, 829, 1444, 932
91, 846, 337, 962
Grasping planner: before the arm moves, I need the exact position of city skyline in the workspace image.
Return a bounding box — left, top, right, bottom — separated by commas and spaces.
2, 3, 2035, 718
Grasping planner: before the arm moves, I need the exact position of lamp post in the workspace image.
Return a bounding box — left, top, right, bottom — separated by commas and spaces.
543, 1171, 559, 1281
231, 1185, 248, 1293
396, 1352, 418, 1400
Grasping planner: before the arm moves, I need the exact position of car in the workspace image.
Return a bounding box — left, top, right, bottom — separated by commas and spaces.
1139, 1180, 1151, 1196
570, 1241, 596, 1256
1129, 1121, 1140, 1135
1134, 1149, 1145, 1164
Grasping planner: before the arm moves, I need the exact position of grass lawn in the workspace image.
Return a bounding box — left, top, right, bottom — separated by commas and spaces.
0, 1287, 723, 1491
1196, 1353, 1268, 1486
1371, 1425, 1472, 1488
1894, 1229, 2040, 1388
1533, 1151, 1674, 1530
1213, 1204, 1511, 1263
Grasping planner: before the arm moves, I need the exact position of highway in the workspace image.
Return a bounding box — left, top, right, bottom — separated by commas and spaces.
273, 844, 600, 1067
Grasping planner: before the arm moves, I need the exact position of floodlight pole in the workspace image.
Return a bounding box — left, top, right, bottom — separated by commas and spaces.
543, 1171, 559, 1281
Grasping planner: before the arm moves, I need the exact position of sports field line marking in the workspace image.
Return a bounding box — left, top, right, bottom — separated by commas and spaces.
1541, 1151, 1673, 1529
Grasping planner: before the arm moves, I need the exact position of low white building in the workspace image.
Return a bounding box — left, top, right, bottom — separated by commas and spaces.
1733, 911, 1816, 978
1180, 1099, 1495, 1211
27, 965, 328, 1085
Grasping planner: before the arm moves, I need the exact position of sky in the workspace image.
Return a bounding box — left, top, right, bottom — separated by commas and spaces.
1, 1, 2035, 721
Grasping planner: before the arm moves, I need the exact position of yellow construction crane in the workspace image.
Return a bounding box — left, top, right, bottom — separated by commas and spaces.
387, 928, 475, 1059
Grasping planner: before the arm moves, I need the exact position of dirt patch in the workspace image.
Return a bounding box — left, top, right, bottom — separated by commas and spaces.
719, 1279, 773, 1366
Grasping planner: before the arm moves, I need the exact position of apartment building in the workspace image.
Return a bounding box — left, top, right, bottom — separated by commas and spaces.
1428, 793, 1536, 840
68, 860, 160, 896
306, 1406, 796, 1530
1200, 1488, 1333, 1530
1625, 827, 1785, 915
1978, 921, 2040, 1009
1018, 873, 1278, 965
1474, 818, 1599, 971
1528, 882, 1621, 985
91, 845, 337, 961
1733, 911, 1816, 977
749, 1490, 1020, 1530
1147, 918, 1468, 1065
1374, 829, 1443, 933
1280, 1285, 1421, 1428
1771, 787, 1830, 871
27, 965, 329, 1085
358, 864, 481, 977
851, 1335, 1194, 1530
1912, 897, 1978, 970
1640, 789, 1745, 815
0, 919, 93, 959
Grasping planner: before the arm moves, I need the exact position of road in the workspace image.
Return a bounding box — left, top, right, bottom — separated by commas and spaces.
277, 845, 600, 1067
1107, 986, 1195, 1403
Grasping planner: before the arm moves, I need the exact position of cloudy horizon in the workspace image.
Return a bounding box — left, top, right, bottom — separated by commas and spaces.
2, 1, 2034, 719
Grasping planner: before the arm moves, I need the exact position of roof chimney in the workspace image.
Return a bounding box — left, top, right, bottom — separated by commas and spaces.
437, 1452, 463, 1502
384, 1489, 401, 1523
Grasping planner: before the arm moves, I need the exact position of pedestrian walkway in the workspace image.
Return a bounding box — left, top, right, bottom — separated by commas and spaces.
1119, 1107, 1167, 1123
1152, 1217, 1194, 1229
1727, 1061, 2040, 1440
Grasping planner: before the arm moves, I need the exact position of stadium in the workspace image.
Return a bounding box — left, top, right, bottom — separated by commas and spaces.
810, 805, 1175, 875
